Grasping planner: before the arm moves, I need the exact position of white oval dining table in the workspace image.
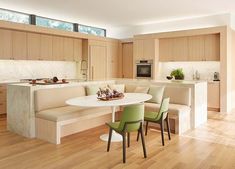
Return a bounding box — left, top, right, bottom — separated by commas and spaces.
66, 93, 152, 142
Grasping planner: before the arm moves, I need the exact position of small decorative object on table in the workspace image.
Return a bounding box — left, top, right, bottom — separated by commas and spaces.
97, 87, 124, 101
166, 76, 173, 80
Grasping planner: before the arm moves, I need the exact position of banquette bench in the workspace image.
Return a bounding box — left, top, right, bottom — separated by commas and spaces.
34, 83, 191, 144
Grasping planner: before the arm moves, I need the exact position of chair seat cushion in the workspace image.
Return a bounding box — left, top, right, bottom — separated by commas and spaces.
144, 111, 160, 121
107, 122, 120, 131
144, 102, 191, 116
36, 106, 113, 122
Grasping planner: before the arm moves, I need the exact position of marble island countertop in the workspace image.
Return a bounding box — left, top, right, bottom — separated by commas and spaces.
2, 78, 217, 86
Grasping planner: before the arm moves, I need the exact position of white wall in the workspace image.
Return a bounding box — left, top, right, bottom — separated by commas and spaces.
0, 60, 77, 81
108, 13, 231, 39
157, 62, 220, 81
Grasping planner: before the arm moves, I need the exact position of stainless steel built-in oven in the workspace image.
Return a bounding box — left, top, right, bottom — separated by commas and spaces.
136, 60, 153, 78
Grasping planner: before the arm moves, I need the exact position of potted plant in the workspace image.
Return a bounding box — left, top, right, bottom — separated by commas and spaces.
170, 68, 185, 80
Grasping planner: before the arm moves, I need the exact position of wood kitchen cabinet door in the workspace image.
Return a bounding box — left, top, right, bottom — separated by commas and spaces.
40, 34, 53, 60
52, 36, 64, 61
133, 39, 144, 60
73, 38, 82, 62
122, 42, 133, 78
208, 82, 220, 110
143, 39, 155, 60
0, 85, 7, 114
63, 37, 74, 61
159, 38, 173, 61
27, 33, 41, 60
12, 31, 27, 60
89, 45, 107, 80
188, 35, 205, 61
107, 42, 119, 78
0, 29, 12, 60
204, 34, 220, 61
172, 37, 188, 61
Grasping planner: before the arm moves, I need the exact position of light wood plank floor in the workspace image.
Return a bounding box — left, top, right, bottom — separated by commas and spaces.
1, 112, 235, 169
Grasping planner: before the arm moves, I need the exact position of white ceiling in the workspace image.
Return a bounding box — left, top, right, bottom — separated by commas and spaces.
0, 0, 235, 34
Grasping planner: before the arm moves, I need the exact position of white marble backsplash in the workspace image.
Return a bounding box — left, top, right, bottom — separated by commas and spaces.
157, 61, 220, 81
0, 60, 78, 81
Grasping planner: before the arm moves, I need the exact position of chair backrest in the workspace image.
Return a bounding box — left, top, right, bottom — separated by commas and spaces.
155, 97, 170, 120
118, 104, 144, 132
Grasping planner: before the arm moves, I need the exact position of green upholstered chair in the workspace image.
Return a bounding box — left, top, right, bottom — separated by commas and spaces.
137, 97, 171, 146
106, 104, 147, 163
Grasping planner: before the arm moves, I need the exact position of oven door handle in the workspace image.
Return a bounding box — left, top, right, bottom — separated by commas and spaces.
136, 64, 152, 66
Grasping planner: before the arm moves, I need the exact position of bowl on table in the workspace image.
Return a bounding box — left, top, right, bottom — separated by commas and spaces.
166, 76, 173, 80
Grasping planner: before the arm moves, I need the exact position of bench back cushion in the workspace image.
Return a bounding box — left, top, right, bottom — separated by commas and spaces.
163, 86, 191, 106
124, 84, 191, 106
35, 86, 86, 112
147, 86, 165, 104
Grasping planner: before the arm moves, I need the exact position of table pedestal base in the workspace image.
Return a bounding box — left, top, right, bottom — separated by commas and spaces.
100, 131, 122, 142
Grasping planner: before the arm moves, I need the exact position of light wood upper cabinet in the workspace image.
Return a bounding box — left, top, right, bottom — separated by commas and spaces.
143, 39, 155, 60
63, 37, 74, 61
52, 36, 64, 61
0, 29, 12, 60
134, 39, 156, 61
73, 38, 82, 62
27, 33, 41, 60
40, 34, 53, 60
133, 39, 144, 60
159, 38, 173, 61
188, 35, 205, 61
172, 37, 188, 61
12, 31, 27, 60
204, 34, 220, 61
159, 34, 220, 62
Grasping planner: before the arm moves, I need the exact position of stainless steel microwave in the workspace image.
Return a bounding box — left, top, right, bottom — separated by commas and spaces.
136, 60, 153, 78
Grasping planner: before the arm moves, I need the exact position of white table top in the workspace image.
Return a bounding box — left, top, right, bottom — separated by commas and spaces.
66, 93, 152, 107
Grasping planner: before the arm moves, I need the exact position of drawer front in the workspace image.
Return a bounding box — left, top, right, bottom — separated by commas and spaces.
0, 102, 6, 114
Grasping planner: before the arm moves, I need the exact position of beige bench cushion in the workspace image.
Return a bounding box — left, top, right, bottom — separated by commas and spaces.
36, 106, 113, 122
35, 86, 86, 112
134, 86, 149, 93
144, 102, 191, 116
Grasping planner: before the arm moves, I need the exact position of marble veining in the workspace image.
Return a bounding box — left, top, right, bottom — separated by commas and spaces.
0, 60, 77, 81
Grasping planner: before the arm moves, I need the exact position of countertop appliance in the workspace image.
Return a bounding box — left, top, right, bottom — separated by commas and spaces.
213, 72, 220, 81
136, 60, 153, 78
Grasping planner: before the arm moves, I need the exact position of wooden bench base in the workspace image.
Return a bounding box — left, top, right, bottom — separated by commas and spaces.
36, 114, 112, 144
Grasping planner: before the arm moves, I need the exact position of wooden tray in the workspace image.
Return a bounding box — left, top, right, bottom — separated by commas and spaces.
97, 95, 124, 101
29, 82, 69, 85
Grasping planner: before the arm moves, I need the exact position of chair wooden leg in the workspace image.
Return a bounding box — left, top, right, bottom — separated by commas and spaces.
107, 128, 113, 152
145, 121, 149, 136
160, 121, 165, 146
136, 131, 139, 142
122, 133, 126, 163
166, 116, 171, 140
127, 132, 130, 147
140, 126, 147, 158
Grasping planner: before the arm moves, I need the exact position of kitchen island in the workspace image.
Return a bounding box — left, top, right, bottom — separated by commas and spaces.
7, 79, 207, 138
